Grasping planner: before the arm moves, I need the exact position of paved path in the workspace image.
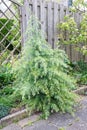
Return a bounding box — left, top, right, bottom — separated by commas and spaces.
2, 96, 87, 130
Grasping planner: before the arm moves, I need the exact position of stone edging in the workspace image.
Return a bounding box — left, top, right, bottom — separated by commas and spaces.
73, 86, 87, 95
0, 109, 28, 127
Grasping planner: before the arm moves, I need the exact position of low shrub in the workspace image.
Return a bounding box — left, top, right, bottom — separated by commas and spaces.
0, 64, 13, 89
13, 17, 76, 119
0, 64, 22, 118
0, 86, 22, 119
0, 85, 14, 96
0, 93, 22, 108
70, 61, 87, 85
0, 104, 10, 119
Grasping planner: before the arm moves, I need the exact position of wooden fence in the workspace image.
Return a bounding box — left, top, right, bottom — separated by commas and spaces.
0, 0, 86, 64
20, 0, 87, 61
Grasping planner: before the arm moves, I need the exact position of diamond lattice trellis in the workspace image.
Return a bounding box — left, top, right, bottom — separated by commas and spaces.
0, 0, 21, 64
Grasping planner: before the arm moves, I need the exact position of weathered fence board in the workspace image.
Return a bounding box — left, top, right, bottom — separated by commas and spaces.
48, 2, 52, 46
54, 3, 58, 48
40, 0, 45, 33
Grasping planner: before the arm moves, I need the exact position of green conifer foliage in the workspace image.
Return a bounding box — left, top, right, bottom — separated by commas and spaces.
13, 17, 76, 119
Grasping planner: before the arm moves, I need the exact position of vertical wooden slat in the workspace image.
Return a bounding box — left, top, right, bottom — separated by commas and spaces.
44, 4, 48, 40
77, 13, 81, 61
53, 3, 58, 48
71, 45, 75, 62
48, 2, 53, 47
59, 5, 65, 22
79, 13, 83, 61
52, 2, 54, 48
20, 0, 30, 46
29, 0, 33, 15
64, 7, 71, 60
32, 0, 37, 18
75, 13, 79, 61
57, 4, 60, 46
37, 5, 40, 21
21, 6, 26, 45
85, 55, 87, 62
24, 0, 30, 26
68, 10, 73, 61
59, 5, 65, 50
72, 12, 79, 61
63, 6, 67, 52
40, 0, 45, 33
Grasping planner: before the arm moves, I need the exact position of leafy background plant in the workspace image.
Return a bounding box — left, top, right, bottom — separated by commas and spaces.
58, 14, 87, 55
0, 64, 13, 89
70, 60, 87, 85
0, 63, 22, 119
58, 0, 87, 85
58, 0, 87, 54
0, 104, 10, 119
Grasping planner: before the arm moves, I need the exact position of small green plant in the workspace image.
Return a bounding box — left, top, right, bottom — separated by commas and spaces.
70, 61, 87, 85
0, 85, 14, 96
0, 84, 22, 108
0, 63, 23, 118
0, 64, 13, 89
13, 17, 76, 119
0, 86, 22, 119
0, 104, 10, 119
